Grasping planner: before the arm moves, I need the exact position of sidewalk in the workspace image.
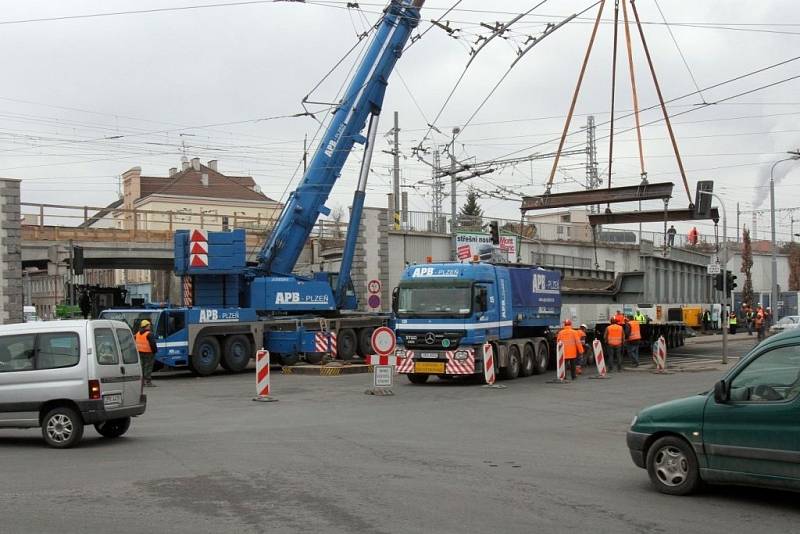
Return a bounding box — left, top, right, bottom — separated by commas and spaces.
684, 332, 760, 345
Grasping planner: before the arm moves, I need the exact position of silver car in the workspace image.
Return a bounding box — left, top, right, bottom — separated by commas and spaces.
0, 319, 147, 448
770, 315, 800, 334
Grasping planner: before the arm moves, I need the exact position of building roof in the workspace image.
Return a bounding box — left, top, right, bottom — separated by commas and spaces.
139, 164, 273, 203
78, 198, 123, 228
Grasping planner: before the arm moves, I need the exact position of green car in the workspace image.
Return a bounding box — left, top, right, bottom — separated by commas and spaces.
627, 328, 800, 495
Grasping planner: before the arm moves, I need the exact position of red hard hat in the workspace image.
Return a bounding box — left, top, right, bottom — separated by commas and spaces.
564, 319, 572, 327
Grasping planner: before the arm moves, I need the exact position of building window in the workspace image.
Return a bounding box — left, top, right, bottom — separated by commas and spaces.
605, 260, 615, 272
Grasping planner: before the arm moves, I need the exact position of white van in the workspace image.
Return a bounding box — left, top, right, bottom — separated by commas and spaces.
0, 320, 147, 448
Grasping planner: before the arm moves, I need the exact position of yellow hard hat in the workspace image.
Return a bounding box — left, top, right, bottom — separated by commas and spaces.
140, 319, 151, 328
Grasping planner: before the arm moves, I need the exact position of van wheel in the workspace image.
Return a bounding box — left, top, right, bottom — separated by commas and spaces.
190, 336, 222, 376
337, 329, 357, 361
532, 341, 549, 375
222, 335, 252, 372
357, 328, 374, 358
42, 407, 84, 448
94, 417, 131, 439
407, 373, 429, 384
520, 343, 535, 377
646, 436, 701, 495
501, 345, 521, 380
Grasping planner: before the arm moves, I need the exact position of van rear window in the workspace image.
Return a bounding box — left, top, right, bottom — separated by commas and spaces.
0, 332, 79, 372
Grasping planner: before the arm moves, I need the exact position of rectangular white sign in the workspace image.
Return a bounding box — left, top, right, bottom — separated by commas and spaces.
373, 365, 394, 388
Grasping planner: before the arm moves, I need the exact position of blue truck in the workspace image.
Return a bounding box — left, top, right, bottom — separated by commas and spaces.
99, 0, 424, 375
392, 261, 562, 384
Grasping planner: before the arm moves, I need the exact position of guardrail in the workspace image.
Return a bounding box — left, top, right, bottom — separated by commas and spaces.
20, 202, 348, 242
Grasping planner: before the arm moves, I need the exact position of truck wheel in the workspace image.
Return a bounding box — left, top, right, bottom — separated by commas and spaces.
305, 353, 325, 365
500, 344, 521, 380
520, 343, 535, 377
357, 328, 374, 358
222, 335, 252, 373
337, 328, 357, 361
407, 373, 429, 384
94, 417, 131, 439
41, 406, 84, 448
532, 341, 549, 375
190, 336, 222, 376
279, 353, 300, 366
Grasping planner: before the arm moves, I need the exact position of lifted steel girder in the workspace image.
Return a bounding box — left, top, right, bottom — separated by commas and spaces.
588, 207, 720, 225
521, 182, 674, 211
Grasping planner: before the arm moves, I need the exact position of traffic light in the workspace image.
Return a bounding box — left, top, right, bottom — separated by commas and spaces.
72, 246, 84, 276
727, 271, 738, 292
489, 220, 500, 245
714, 273, 724, 291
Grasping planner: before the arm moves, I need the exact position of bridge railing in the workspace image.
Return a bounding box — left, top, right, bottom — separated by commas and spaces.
20, 202, 348, 243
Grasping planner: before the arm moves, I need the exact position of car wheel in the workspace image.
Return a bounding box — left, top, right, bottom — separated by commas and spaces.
501, 345, 521, 379
357, 328, 374, 358
221, 335, 252, 372
646, 436, 701, 495
520, 343, 535, 377
94, 417, 131, 439
407, 373, 429, 384
532, 341, 549, 375
337, 329, 358, 361
41, 406, 84, 449
190, 336, 222, 376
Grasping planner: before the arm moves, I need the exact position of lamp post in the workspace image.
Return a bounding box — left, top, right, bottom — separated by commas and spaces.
700, 190, 727, 364
771, 150, 800, 317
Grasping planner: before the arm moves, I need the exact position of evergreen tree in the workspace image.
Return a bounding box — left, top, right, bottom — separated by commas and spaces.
459, 188, 483, 227
741, 227, 754, 307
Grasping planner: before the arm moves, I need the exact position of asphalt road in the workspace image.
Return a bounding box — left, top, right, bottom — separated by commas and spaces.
1, 336, 796, 534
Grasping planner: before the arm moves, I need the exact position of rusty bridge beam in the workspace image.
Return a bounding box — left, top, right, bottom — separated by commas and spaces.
521, 182, 674, 211
588, 207, 720, 225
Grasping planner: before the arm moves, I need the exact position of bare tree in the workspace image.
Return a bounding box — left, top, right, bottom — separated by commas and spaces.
741, 227, 754, 307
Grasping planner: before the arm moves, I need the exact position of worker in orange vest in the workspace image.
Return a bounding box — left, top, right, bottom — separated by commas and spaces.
625, 314, 642, 367
135, 319, 158, 387
688, 226, 699, 246
604, 317, 625, 372
556, 319, 584, 380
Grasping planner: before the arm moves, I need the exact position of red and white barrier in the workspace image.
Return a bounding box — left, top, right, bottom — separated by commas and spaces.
482, 343, 496, 385
314, 331, 338, 358
253, 349, 277, 402
555, 340, 566, 382
654, 336, 667, 371
365, 354, 399, 366
592, 339, 607, 377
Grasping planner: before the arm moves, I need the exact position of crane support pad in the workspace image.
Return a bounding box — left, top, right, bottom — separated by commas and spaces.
521, 182, 674, 211
588, 207, 720, 225
282, 364, 371, 376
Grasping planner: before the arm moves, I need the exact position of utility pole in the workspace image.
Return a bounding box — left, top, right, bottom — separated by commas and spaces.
736, 202, 740, 243
303, 134, 308, 173
450, 127, 460, 261
584, 115, 600, 213
431, 148, 444, 233
392, 111, 401, 230
770, 150, 800, 316
700, 191, 728, 364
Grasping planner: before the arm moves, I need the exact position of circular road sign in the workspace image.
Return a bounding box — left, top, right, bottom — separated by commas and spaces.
371, 326, 396, 356
368, 294, 381, 309
367, 279, 382, 294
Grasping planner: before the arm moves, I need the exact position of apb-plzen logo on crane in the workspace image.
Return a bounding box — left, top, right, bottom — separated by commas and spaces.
189, 229, 208, 268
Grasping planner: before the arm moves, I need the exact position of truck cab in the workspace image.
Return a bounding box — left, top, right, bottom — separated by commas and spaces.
392, 262, 560, 384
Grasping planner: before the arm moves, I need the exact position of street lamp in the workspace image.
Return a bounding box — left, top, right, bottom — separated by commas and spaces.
699, 190, 728, 365
770, 150, 800, 317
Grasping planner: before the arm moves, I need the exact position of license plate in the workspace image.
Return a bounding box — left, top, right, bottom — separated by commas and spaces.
419, 352, 440, 359
103, 393, 122, 406
415, 362, 445, 374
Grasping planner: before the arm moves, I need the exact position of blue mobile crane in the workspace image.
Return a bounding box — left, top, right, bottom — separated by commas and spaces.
100, 0, 424, 375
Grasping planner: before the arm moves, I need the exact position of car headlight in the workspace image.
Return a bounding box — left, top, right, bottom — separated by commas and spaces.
395, 348, 407, 359
454, 350, 469, 361
630, 415, 638, 428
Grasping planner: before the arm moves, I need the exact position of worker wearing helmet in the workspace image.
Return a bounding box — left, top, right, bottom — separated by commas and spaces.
556, 319, 584, 380
135, 319, 158, 387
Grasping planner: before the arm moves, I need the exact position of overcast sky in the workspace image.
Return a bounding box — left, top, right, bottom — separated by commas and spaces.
1, 0, 799, 241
